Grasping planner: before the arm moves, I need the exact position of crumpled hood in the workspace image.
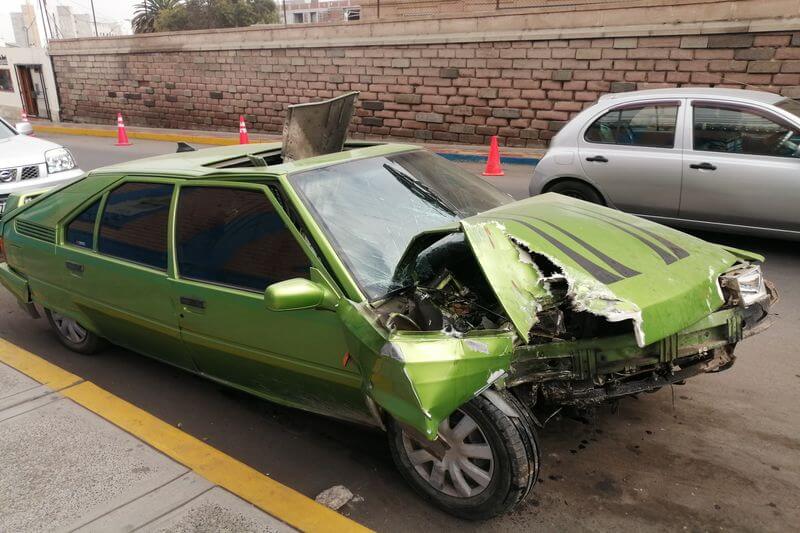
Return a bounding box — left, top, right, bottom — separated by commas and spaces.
0, 135, 59, 167
461, 193, 741, 347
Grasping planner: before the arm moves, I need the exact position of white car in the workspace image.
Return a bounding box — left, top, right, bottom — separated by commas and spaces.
529, 88, 800, 239
0, 117, 84, 217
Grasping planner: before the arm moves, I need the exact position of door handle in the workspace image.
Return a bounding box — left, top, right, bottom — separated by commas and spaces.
586, 155, 608, 163
180, 296, 206, 309
690, 162, 717, 170
65, 261, 84, 274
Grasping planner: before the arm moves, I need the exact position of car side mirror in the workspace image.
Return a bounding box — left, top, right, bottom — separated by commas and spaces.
15, 122, 33, 136
264, 278, 336, 312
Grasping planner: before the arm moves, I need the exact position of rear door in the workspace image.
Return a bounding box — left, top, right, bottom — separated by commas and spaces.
680, 100, 800, 232
60, 178, 194, 369
577, 99, 685, 217
168, 181, 370, 423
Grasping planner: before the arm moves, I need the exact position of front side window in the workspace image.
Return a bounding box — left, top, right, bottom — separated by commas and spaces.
65, 199, 101, 249
693, 103, 800, 158
176, 187, 309, 292
585, 103, 678, 148
98, 182, 173, 270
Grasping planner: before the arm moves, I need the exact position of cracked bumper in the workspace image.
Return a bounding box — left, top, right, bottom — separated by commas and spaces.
506, 287, 775, 405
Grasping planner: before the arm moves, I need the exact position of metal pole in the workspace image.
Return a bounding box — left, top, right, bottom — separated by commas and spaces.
89, 0, 99, 36
283, 0, 288, 25
377, 0, 381, 18
36, 0, 49, 42
41, 0, 54, 41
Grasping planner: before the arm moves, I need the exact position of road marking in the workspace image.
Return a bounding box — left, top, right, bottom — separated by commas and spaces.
0, 339, 370, 533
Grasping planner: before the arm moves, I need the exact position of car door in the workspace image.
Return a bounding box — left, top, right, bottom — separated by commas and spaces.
577, 99, 685, 217
168, 181, 370, 424
59, 178, 195, 370
680, 100, 800, 232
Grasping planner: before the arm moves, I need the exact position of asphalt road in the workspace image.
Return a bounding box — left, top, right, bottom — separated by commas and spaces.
3, 134, 798, 531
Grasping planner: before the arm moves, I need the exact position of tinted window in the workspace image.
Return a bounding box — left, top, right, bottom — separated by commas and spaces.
176, 187, 309, 292
585, 103, 678, 148
65, 199, 100, 249
693, 103, 800, 158
98, 182, 173, 270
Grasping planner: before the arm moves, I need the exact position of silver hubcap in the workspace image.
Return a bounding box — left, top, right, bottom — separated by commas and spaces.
402, 409, 495, 498
51, 312, 88, 344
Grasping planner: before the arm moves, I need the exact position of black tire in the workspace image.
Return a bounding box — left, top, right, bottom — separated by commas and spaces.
45, 309, 105, 355
546, 179, 605, 204
388, 392, 540, 520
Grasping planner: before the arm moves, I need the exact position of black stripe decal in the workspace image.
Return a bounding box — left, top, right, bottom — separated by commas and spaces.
560, 207, 678, 265
508, 214, 641, 279
570, 205, 690, 260
480, 216, 623, 284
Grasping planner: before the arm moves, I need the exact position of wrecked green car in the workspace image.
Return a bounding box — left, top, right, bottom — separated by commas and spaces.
0, 141, 775, 519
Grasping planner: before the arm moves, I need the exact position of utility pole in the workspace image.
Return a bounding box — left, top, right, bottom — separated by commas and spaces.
41, 0, 54, 41
90, 0, 99, 36
36, 0, 50, 42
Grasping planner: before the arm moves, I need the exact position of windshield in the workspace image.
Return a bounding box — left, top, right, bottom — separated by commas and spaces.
289, 150, 512, 299
0, 119, 16, 140
776, 98, 800, 120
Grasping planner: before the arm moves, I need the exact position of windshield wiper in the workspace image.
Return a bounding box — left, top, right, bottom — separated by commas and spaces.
382, 163, 459, 217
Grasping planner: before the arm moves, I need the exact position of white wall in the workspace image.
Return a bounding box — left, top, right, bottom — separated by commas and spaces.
0, 47, 60, 123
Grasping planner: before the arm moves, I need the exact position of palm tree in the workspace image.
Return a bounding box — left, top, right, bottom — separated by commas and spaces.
132, 0, 182, 33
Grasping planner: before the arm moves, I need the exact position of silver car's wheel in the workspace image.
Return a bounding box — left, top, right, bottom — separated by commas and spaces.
402, 409, 494, 498
45, 309, 105, 355
51, 311, 89, 344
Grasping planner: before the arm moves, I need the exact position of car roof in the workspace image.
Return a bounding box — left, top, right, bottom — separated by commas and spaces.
88, 141, 422, 178
598, 87, 785, 105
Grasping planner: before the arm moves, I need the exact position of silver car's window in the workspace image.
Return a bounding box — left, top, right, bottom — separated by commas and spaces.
585, 103, 678, 148
693, 103, 800, 159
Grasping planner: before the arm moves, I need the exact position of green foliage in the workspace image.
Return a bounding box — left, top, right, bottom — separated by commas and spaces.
150, 0, 279, 32
132, 0, 183, 34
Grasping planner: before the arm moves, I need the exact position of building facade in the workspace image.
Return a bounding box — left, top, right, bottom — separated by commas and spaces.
10, 2, 41, 48
282, 1, 362, 24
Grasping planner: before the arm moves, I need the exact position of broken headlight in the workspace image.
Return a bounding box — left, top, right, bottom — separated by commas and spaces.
721, 264, 767, 307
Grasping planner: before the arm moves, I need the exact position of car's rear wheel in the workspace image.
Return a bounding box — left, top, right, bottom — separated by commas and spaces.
388, 393, 539, 520
45, 309, 105, 355
546, 179, 605, 204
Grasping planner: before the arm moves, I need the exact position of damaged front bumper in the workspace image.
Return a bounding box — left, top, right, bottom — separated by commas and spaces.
506, 288, 775, 407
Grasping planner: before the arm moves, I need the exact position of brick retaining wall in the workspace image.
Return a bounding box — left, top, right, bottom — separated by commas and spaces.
51, 9, 800, 147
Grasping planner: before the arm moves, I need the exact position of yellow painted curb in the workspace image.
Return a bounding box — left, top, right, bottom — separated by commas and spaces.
31, 124, 277, 147
0, 338, 81, 390
0, 340, 370, 533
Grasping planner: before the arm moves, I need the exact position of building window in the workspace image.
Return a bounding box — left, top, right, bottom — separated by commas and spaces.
293, 12, 304, 23
0, 69, 13, 92
345, 8, 361, 21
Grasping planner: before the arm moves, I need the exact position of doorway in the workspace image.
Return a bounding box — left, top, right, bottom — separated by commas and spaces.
15, 64, 50, 120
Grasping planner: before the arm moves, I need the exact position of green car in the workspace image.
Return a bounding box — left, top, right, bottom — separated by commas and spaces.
0, 141, 775, 519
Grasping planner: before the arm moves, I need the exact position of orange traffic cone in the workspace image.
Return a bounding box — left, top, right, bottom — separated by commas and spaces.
20, 110, 29, 122
482, 136, 505, 176
239, 116, 250, 145
115, 112, 132, 146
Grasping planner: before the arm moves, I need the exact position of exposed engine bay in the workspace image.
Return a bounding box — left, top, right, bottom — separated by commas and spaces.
373, 234, 635, 342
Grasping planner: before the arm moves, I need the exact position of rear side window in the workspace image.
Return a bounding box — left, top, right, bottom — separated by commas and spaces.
175, 186, 309, 292
585, 103, 678, 148
693, 103, 800, 158
98, 182, 173, 270
65, 199, 101, 249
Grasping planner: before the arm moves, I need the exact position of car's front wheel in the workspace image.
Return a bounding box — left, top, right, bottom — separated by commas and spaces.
45, 309, 105, 355
388, 393, 539, 520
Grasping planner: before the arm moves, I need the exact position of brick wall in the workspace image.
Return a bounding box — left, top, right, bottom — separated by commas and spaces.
50, 4, 800, 148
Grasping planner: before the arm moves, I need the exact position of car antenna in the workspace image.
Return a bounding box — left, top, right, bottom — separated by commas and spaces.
176, 142, 196, 153
247, 154, 268, 167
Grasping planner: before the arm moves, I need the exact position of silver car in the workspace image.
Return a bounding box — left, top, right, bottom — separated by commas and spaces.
0, 117, 84, 217
529, 88, 800, 239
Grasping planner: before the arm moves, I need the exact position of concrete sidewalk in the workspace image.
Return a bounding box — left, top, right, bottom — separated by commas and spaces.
0, 341, 368, 533
30, 120, 544, 166
0, 360, 295, 532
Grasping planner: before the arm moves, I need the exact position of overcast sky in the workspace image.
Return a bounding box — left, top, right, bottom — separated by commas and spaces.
0, 0, 138, 44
